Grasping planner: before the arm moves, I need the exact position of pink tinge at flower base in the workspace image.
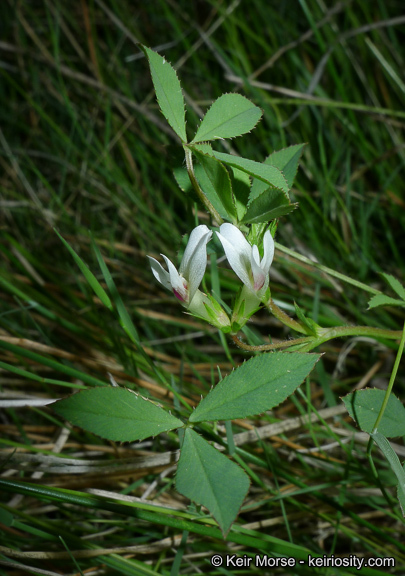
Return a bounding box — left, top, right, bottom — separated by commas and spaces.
147, 225, 212, 307
147, 225, 231, 332
216, 223, 275, 299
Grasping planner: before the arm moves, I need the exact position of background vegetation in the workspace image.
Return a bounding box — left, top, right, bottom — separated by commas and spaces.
1, 1, 404, 574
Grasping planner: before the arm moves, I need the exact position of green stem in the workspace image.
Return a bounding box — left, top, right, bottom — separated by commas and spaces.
265, 298, 310, 335
232, 324, 402, 354
371, 320, 405, 433
183, 145, 223, 225
296, 325, 403, 353
231, 334, 313, 351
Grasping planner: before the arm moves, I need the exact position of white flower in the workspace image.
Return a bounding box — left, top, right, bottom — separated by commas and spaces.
216, 223, 274, 297
148, 225, 212, 307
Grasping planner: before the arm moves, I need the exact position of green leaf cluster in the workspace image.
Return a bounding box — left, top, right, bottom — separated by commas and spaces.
140, 44, 304, 226
52, 351, 319, 534
50, 46, 319, 535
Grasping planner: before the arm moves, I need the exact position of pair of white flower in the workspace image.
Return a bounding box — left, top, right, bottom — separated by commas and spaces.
148, 223, 274, 326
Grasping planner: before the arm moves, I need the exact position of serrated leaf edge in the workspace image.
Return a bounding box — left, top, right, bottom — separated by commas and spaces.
242, 187, 297, 224
52, 387, 183, 442
341, 387, 405, 437
190, 353, 321, 422
193, 148, 238, 221
191, 93, 263, 144
380, 273, 405, 301
140, 45, 187, 143
211, 152, 290, 198
176, 429, 250, 536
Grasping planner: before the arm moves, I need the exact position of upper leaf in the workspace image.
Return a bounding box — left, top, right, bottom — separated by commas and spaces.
264, 144, 306, 189
193, 149, 237, 222
294, 302, 319, 336
52, 387, 183, 442
189, 352, 320, 422
381, 273, 405, 301
174, 164, 229, 219
241, 187, 297, 224
176, 428, 250, 536
367, 294, 405, 310
342, 388, 405, 437
229, 167, 250, 222
249, 144, 305, 205
140, 45, 187, 142
192, 93, 262, 143
210, 151, 289, 197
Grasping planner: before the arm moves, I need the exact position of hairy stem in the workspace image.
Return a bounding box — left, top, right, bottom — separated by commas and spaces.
231, 324, 403, 354
296, 325, 403, 352
184, 146, 223, 226
231, 334, 313, 351
265, 298, 310, 335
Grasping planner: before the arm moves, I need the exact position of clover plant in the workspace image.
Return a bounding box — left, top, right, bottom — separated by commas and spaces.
53, 45, 405, 535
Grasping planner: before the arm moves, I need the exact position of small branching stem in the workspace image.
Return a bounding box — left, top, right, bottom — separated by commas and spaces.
298, 325, 403, 352
265, 298, 309, 334
184, 146, 223, 226
231, 325, 403, 353
231, 334, 313, 351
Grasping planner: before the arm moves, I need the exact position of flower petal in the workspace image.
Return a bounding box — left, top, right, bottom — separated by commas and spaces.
218, 224, 251, 258
180, 225, 212, 302
162, 254, 188, 303
251, 245, 266, 291
216, 224, 252, 288
180, 225, 212, 275
147, 256, 172, 291
260, 230, 275, 274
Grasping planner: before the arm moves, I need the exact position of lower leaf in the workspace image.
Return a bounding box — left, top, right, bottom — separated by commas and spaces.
176, 428, 250, 536
52, 387, 183, 442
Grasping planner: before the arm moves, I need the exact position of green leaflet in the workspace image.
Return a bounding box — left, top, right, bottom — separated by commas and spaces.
192, 93, 262, 143
342, 388, 405, 437
248, 143, 304, 203
174, 164, 229, 219
193, 149, 237, 222
242, 188, 297, 224
140, 45, 187, 142
52, 387, 183, 442
381, 273, 405, 301
368, 273, 405, 309
294, 302, 320, 336
210, 151, 289, 197
189, 352, 320, 422
229, 166, 250, 222
368, 294, 405, 309
257, 143, 305, 190
176, 428, 250, 536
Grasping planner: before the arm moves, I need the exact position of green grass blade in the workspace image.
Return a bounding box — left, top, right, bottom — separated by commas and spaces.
55, 230, 113, 311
